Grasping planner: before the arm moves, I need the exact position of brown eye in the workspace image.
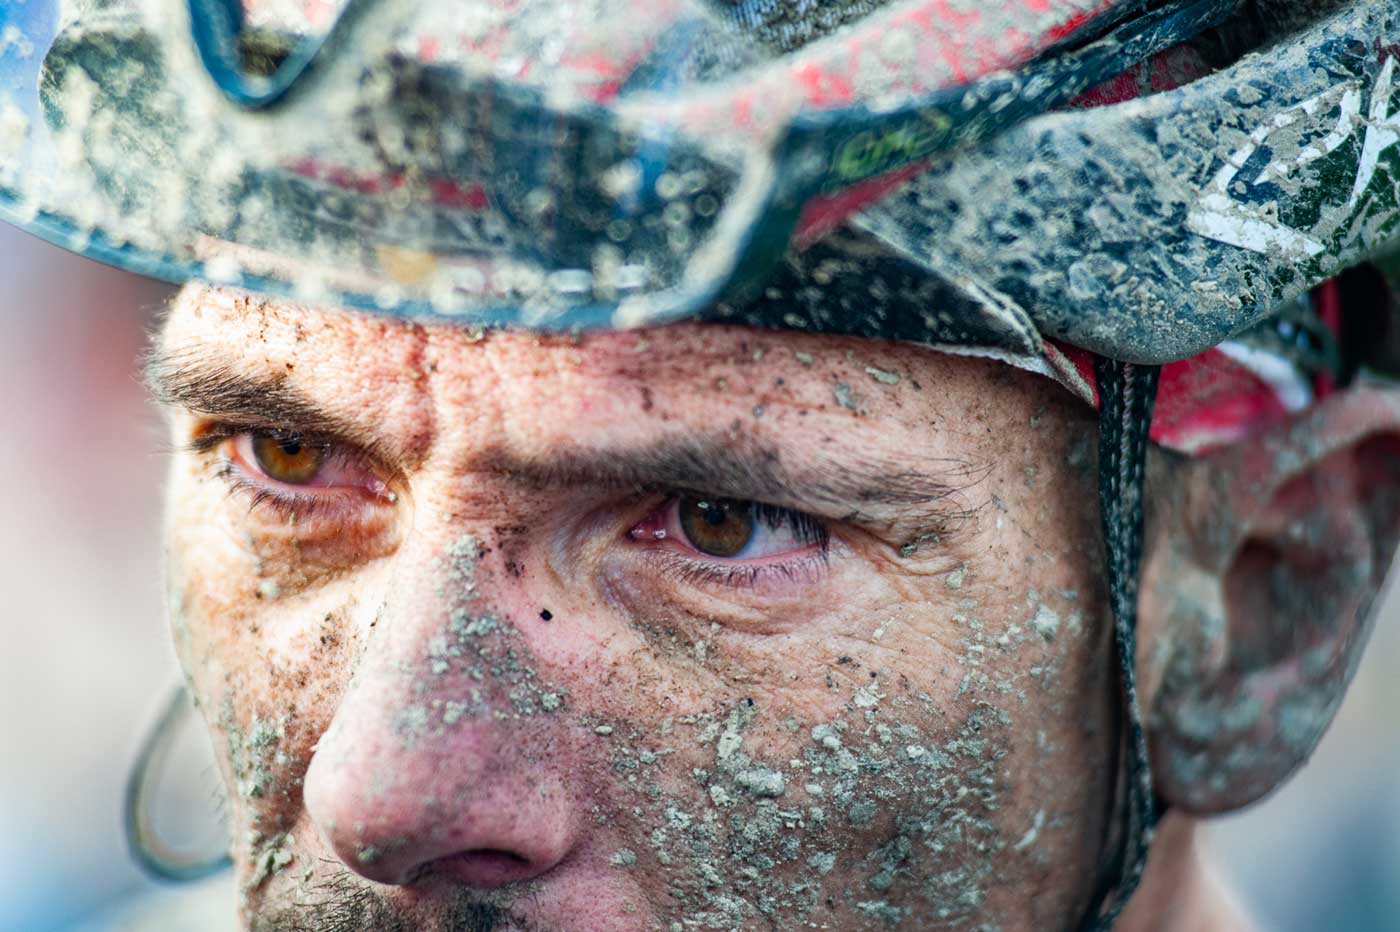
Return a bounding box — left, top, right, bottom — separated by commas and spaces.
250, 433, 325, 485
678, 496, 754, 557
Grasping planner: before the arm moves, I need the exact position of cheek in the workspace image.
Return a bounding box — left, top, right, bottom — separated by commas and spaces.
574, 679, 1013, 926
570, 607, 1081, 926
165, 489, 379, 862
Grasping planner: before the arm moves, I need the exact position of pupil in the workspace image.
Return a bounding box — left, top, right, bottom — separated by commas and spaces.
280, 438, 302, 456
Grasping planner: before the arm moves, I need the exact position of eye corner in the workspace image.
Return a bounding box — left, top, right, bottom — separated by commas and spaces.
626, 502, 670, 542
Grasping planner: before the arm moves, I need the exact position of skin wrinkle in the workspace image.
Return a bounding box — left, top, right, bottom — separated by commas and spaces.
153, 282, 1400, 932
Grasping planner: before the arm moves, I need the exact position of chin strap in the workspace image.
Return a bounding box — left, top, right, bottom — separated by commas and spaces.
1081, 357, 1164, 931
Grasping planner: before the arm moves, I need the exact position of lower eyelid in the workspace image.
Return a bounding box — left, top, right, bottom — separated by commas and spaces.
641, 543, 833, 593
606, 547, 837, 637
214, 460, 380, 527
216, 465, 330, 515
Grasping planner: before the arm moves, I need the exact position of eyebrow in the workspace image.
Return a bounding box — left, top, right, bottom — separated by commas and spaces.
485, 440, 982, 531
147, 344, 985, 536
145, 344, 405, 465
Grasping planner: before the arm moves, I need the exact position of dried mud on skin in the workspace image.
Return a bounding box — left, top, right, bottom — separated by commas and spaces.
236, 533, 1082, 931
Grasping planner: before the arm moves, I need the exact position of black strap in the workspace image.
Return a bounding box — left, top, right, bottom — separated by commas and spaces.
1081, 358, 1163, 931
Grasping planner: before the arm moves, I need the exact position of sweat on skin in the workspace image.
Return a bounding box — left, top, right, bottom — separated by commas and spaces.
150, 283, 1400, 932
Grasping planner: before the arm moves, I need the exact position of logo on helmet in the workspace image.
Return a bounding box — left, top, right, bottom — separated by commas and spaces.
1187, 55, 1400, 259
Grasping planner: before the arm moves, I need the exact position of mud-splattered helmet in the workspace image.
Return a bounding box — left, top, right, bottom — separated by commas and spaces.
3, 0, 1400, 927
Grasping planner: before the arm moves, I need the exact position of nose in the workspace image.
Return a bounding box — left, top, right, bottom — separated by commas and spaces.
302, 545, 584, 888
306, 721, 578, 887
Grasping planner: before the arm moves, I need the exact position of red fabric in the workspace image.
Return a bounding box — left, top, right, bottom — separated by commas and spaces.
1069, 44, 1211, 108
1044, 341, 1100, 407
1039, 340, 1312, 457
1151, 350, 1291, 454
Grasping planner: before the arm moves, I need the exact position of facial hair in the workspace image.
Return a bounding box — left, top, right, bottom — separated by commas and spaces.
247, 870, 533, 932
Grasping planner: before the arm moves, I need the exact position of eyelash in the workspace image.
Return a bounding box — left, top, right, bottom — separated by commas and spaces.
211, 461, 352, 522
645, 546, 832, 591
750, 503, 829, 548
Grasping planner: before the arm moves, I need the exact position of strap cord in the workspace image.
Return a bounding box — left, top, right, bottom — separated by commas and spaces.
1081, 358, 1164, 930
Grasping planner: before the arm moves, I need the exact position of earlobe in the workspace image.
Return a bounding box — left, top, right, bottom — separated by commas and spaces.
1139, 387, 1400, 814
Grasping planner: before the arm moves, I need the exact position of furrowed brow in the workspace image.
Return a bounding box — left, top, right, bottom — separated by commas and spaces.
144, 346, 391, 460
146, 346, 986, 539
487, 439, 985, 535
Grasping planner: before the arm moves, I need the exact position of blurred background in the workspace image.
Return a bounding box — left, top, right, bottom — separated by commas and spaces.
0, 223, 1397, 931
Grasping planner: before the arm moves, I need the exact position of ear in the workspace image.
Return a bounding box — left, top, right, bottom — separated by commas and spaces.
1139, 386, 1400, 814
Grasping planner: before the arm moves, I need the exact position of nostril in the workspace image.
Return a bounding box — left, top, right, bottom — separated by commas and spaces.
429, 849, 543, 888
469, 849, 530, 867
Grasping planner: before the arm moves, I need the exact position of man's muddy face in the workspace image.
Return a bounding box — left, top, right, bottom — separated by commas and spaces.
155, 284, 1120, 931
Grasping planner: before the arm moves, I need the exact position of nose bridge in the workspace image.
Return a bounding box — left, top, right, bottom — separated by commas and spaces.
303, 531, 583, 886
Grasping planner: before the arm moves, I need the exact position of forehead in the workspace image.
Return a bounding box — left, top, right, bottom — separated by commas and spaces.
157, 285, 1063, 449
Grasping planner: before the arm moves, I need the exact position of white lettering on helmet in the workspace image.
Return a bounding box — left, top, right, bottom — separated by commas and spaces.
1186, 56, 1400, 258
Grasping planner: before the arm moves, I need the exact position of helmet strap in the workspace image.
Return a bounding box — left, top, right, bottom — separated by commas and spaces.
1081, 358, 1164, 930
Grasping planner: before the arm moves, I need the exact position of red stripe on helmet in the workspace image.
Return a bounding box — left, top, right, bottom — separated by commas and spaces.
794, 163, 929, 246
